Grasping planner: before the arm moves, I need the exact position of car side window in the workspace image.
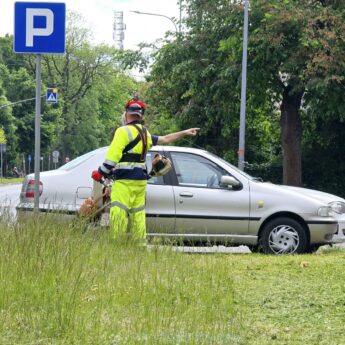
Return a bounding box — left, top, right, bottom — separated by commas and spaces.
146, 152, 165, 185
170, 152, 230, 189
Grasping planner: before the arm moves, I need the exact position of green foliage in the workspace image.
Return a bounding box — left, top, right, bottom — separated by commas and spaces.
147, 0, 281, 178
0, 127, 6, 144
0, 11, 139, 169
0, 70, 17, 162
147, 0, 345, 190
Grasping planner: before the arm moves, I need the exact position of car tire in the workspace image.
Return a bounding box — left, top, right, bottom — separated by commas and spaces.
259, 217, 308, 255
306, 244, 321, 254
247, 245, 260, 253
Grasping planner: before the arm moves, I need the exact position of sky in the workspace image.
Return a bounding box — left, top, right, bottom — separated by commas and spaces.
0, 0, 181, 50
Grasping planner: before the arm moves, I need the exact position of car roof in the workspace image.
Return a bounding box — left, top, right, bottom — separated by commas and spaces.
98, 145, 209, 155
155, 145, 208, 154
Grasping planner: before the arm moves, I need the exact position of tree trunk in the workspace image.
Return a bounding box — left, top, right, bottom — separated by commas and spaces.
280, 86, 304, 186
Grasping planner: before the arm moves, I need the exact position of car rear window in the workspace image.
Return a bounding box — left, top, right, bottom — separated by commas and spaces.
58, 147, 107, 171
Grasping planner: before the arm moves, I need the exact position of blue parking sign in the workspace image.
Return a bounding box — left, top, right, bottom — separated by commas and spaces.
14, 2, 66, 54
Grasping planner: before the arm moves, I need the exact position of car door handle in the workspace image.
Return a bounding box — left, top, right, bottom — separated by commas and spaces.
179, 192, 194, 198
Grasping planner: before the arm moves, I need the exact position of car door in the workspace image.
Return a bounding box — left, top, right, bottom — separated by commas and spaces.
169, 152, 250, 236
145, 151, 176, 234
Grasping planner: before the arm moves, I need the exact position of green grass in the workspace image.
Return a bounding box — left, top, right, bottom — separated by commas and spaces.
1, 215, 345, 345
0, 177, 23, 185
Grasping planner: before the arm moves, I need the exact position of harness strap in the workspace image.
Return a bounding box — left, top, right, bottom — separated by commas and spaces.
131, 124, 148, 162
120, 153, 143, 163
119, 124, 148, 163
122, 134, 141, 154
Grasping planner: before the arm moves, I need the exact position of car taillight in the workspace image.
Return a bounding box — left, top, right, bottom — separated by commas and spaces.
25, 179, 43, 198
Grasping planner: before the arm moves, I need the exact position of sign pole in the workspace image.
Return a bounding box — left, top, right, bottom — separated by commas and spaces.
0, 148, 3, 179
34, 54, 42, 212
238, 0, 249, 171
14, 1, 66, 211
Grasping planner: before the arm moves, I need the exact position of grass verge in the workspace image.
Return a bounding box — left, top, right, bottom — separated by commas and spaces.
0, 177, 23, 185
0, 216, 236, 345
0, 215, 344, 344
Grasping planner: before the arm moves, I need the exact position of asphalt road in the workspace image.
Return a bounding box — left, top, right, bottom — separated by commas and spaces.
0, 183, 21, 219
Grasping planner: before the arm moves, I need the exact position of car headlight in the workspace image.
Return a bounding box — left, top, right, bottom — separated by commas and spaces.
317, 206, 334, 217
329, 201, 345, 214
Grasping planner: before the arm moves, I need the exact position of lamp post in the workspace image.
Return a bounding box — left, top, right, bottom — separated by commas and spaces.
238, 0, 249, 171
130, 10, 178, 34
0, 95, 45, 109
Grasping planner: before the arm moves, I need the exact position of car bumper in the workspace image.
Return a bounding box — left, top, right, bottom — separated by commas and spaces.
331, 214, 345, 243
307, 221, 338, 243
16, 203, 78, 218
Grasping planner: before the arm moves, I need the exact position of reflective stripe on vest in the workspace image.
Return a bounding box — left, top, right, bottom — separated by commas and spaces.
105, 158, 116, 166
114, 162, 146, 170
123, 126, 135, 153
100, 165, 111, 174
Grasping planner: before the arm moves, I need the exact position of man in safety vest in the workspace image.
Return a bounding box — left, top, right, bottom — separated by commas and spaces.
92, 99, 199, 245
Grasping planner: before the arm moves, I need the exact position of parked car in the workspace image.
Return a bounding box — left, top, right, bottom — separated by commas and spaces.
16, 146, 345, 254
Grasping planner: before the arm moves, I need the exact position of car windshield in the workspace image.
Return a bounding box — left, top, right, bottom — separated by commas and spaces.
208, 153, 257, 181
58, 147, 107, 171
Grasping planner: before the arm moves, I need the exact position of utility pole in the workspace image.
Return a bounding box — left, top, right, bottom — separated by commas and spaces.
179, 0, 182, 33
238, 0, 249, 171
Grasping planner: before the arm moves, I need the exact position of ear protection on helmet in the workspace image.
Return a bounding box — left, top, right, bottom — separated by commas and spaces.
125, 99, 146, 116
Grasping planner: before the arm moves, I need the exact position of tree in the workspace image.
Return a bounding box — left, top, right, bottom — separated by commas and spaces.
240, 0, 345, 185
146, 0, 279, 174
148, 0, 345, 187
0, 11, 140, 165
37, 11, 138, 157
0, 127, 6, 144
0, 68, 17, 163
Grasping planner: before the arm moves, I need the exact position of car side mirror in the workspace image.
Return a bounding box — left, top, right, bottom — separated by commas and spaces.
220, 175, 241, 189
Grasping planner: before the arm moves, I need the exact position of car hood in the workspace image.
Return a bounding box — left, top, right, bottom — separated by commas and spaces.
276, 185, 345, 204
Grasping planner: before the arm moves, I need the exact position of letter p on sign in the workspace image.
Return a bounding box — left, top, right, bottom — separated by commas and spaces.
26, 8, 54, 47
14, 2, 66, 54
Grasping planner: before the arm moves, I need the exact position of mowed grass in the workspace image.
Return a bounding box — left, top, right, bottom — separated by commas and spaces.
0, 177, 23, 185
1, 215, 345, 345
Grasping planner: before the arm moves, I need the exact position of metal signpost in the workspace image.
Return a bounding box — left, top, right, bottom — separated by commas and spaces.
52, 150, 59, 169
28, 154, 32, 174
238, 0, 249, 171
14, 2, 65, 212
22, 154, 26, 175
0, 144, 6, 179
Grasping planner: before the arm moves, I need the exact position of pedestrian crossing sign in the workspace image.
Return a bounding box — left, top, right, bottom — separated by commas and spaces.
46, 88, 58, 103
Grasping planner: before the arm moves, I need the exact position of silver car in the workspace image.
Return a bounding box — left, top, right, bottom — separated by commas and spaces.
17, 146, 345, 254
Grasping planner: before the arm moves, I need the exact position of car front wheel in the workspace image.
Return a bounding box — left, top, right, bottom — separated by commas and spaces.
259, 217, 308, 255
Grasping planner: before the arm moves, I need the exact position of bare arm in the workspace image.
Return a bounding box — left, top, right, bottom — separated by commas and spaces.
157, 128, 200, 145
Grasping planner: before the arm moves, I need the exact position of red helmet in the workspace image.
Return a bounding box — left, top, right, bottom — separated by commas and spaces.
125, 97, 146, 117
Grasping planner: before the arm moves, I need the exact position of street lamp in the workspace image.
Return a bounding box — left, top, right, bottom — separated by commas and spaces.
238, 0, 249, 171
130, 10, 178, 34
0, 95, 45, 109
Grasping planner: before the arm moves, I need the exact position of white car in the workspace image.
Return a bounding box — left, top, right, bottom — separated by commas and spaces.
17, 146, 345, 254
